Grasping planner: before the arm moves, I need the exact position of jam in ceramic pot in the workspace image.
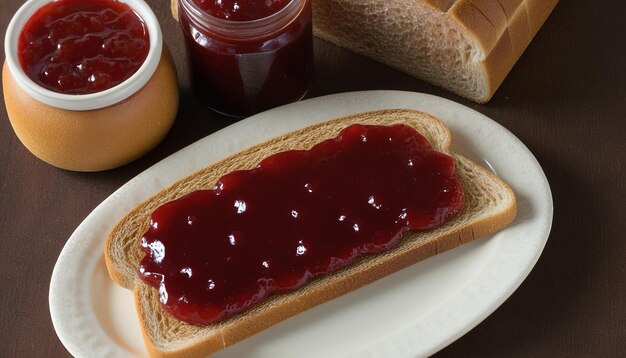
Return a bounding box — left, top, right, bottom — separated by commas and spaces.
139, 124, 465, 325
18, 0, 149, 94
177, 0, 313, 117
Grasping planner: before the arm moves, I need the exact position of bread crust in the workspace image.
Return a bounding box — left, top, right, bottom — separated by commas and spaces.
498, 0, 525, 18
105, 109, 517, 356
170, 0, 178, 21
450, 1, 501, 55
420, 0, 456, 12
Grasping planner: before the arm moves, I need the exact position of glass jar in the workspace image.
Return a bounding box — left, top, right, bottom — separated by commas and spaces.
177, 0, 314, 117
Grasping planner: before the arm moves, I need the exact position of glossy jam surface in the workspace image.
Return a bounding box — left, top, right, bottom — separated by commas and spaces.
139, 124, 465, 325
179, 0, 313, 117
193, 0, 291, 21
18, 0, 149, 94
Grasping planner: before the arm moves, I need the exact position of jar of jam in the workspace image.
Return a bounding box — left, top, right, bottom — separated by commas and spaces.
3, 0, 179, 171
177, 0, 314, 117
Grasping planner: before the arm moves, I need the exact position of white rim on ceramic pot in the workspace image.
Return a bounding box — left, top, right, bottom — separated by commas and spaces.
4, 0, 163, 111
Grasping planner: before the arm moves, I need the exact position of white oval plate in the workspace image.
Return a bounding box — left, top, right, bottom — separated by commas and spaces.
50, 91, 552, 358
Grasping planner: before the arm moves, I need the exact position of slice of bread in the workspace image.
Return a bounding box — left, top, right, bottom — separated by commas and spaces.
105, 109, 516, 357
312, 0, 559, 102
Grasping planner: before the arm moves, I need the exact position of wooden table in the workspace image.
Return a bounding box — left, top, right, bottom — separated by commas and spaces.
1, 1, 624, 356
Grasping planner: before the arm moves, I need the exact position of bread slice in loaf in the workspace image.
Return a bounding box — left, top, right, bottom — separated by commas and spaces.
105, 109, 516, 357
312, 0, 559, 102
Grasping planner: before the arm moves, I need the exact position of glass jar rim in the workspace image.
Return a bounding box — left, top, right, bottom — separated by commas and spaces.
4, 0, 162, 111
179, 0, 305, 39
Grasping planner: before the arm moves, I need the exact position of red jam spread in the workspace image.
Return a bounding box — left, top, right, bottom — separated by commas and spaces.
139, 124, 465, 325
18, 0, 149, 94
178, 0, 313, 117
193, 0, 291, 21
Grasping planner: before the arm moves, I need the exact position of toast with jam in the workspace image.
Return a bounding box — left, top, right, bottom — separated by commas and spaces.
105, 109, 517, 356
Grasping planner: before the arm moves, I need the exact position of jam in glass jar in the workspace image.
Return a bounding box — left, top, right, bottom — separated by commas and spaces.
177, 0, 313, 117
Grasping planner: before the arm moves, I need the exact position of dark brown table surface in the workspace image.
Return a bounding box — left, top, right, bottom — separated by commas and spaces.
1, 1, 624, 357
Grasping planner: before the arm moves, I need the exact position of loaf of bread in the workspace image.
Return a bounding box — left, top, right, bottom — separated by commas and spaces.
313, 0, 559, 102
105, 109, 516, 357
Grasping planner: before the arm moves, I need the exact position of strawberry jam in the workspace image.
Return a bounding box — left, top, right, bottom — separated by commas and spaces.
18, 0, 149, 94
139, 124, 465, 325
193, 0, 292, 21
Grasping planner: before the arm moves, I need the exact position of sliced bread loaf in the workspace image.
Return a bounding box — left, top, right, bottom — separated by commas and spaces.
312, 0, 559, 102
